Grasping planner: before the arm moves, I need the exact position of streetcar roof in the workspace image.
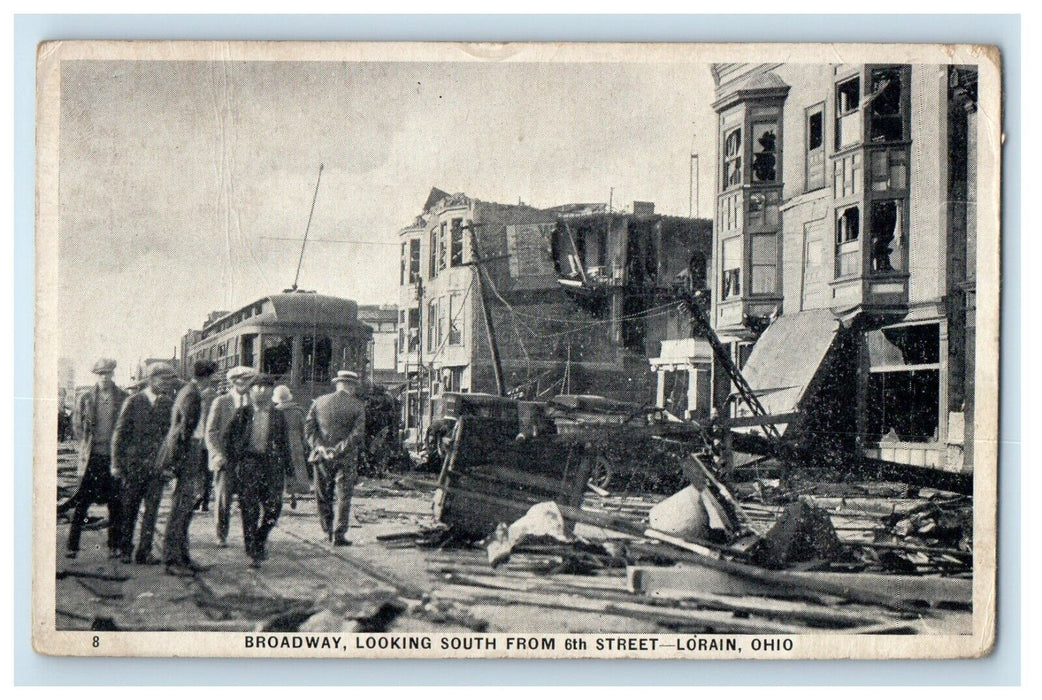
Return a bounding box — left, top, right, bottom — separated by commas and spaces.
200, 292, 364, 338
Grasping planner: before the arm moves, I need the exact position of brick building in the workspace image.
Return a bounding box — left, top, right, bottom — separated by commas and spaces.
709, 62, 978, 473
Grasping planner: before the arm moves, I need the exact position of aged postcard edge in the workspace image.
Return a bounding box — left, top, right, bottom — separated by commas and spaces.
31, 40, 1002, 659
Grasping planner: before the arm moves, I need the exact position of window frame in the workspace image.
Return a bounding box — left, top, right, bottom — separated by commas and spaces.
805, 102, 826, 191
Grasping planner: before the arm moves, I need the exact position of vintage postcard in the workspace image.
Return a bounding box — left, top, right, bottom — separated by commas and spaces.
33, 40, 1001, 659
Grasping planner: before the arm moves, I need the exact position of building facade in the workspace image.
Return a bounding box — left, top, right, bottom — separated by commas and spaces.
397, 188, 712, 437
357, 303, 401, 386
709, 62, 978, 474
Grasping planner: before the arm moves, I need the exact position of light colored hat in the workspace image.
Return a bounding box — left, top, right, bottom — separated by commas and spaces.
273, 385, 293, 403
146, 362, 176, 379
226, 365, 258, 382
92, 358, 117, 374
332, 370, 360, 384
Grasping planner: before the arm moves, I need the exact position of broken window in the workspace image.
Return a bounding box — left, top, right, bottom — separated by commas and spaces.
450, 219, 464, 267
262, 335, 292, 376
806, 105, 825, 191
870, 200, 904, 273
751, 122, 778, 183
721, 236, 742, 299
835, 206, 860, 277
301, 335, 332, 383
868, 67, 905, 143
836, 76, 861, 149
409, 238, 421, 283
723, 127, 743, 189
429, 229, 437, 279
750, 234, 777, 295
438, 223, 447, 271
448, 292, 463, 346
865, 324, 941, 443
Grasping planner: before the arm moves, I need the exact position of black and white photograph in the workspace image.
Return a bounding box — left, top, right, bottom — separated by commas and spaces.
32, 41, 1000, 659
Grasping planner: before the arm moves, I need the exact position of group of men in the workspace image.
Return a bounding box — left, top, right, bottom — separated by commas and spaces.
62, 357, 367, 574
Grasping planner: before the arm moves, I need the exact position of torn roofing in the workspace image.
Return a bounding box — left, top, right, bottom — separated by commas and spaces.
736, 309, 843, 436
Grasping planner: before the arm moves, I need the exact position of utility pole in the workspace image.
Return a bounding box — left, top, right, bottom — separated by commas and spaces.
414, 277, 425, 439
463, 222, 506, 396
689, 153, 700, 218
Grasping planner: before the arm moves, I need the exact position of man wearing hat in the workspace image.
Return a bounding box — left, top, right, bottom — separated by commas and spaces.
305, 370, 366, 546
111, 362, 176, 564
63, 358, 128, 559
159, 359, 219, 576
222, 374, 292, 567
205, 365, 257, 546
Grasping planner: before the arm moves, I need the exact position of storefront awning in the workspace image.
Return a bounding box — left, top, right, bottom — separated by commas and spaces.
736, 309, 843, 436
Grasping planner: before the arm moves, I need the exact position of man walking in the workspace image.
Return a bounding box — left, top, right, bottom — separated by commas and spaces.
64, 358, 128, 560
205, 365, 256, 546
160, 360, 218, 576
305, 370, 366, 546
223, 375, 291, 567
111, 363, 176, 565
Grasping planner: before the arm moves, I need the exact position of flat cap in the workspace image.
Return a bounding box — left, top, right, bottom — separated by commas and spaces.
146, 362, 176, 379
91, 358, 117, 374
226, 365, 258, 382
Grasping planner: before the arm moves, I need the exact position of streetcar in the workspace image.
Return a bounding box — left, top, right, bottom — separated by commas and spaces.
181, 291, 373, 406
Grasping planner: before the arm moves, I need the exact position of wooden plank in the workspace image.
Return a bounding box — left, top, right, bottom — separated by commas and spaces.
722, 412, 800, 429
628, 564, 971, 608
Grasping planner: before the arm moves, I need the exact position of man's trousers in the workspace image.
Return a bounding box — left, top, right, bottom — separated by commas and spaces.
162, 440, 204, 565
118, 469, 165, 560
65, 453, 121, 554
213, 465, 237, 543
312, 454, 356, 540
237, 455, 284, 560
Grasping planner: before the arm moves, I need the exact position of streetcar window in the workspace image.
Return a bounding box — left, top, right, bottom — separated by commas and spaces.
262, 335, 292, 377
302, 335, 333, 383
241, 334, 256, 369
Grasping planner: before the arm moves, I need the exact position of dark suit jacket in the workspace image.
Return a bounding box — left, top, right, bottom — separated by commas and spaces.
157, 381, 204, 476
304, 390, 366, 453
223, 404, 291, 480
111, 390, 174, 479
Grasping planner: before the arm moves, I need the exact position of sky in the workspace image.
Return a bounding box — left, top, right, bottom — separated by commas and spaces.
58, 58, 718, 385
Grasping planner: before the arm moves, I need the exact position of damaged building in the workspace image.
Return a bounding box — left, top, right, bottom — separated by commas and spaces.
709, 63, 978, 474
396, 188, 712, 438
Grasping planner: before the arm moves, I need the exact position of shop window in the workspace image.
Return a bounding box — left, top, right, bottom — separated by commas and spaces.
448, 292, 463, 346
438, 223, 447, 271
450, 219, 464, 267
723, 127, 743, 189
721, 236, 742, 300
835, 76, 861, 149
835, 206, 860, 277
301, 335, 332, 382
806, 105, 825, 191
262, 335, 292, 376
869, 200, 904, 273
750, 122, 778, 183
868, 67, 905, 143
428, 229, 437, 279
750, 234, 777, 295
866, 323, 941, 443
